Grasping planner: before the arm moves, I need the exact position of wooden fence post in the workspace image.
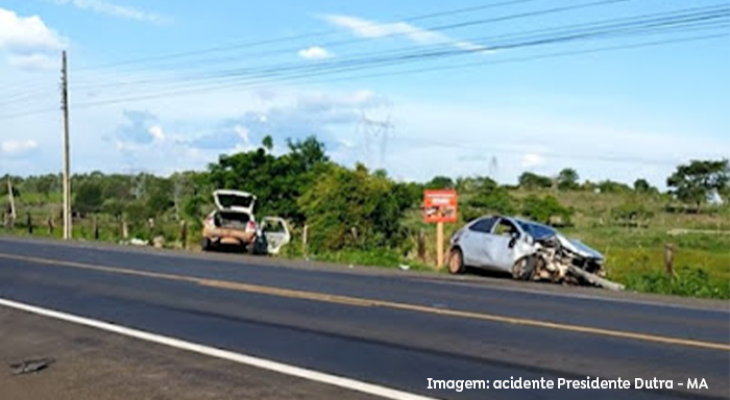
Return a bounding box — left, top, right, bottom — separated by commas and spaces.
417, 228, 426, 262
302, 224, 309, 258
664, 243, 674, 277
147, 218, 156, 246
436, 221, 444, 268
26, 212, 33, 234
121, 219, 129, 240
180, 220, 188, 249
47, 216, 55, 235
93, 215, 99, 240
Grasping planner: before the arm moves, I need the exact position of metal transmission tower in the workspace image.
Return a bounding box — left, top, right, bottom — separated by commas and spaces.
358, 111, 394, 170
488, 156, 499, 182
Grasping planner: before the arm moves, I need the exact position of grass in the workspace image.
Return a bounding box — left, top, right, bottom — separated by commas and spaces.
623, 266, 729, 299
3, 189, 729, 299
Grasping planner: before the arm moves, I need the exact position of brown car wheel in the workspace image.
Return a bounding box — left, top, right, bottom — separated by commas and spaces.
512, 256, 536, 281
448, 248, 465, 275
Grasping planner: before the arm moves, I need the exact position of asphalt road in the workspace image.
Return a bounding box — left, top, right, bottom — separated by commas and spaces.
0, 237, 728, 400
0, 306, 379, 400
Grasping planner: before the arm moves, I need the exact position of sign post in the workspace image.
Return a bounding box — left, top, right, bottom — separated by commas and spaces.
423, 190, 458, 268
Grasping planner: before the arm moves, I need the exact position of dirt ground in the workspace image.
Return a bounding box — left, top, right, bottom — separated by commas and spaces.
0, 306, 377, 400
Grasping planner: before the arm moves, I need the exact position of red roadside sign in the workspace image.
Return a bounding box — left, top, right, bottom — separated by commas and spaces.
423, 189, 458, 223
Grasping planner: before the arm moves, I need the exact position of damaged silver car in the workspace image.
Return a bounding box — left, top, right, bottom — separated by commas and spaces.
448, 215, 623, 290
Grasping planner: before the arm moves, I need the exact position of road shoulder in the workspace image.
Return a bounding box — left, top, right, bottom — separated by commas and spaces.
0, 306, 377, 400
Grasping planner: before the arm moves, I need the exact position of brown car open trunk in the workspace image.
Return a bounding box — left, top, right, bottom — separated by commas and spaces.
214, 211, 251, 229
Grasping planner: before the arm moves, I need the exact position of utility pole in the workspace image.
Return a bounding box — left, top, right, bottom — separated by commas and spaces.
6, 177, 15, 219
61, 50, 72, 239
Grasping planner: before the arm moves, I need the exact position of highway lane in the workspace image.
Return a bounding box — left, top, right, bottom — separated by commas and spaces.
0, 237, 728, 399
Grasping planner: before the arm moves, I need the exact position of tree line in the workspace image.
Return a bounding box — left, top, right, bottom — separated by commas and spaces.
2, 135, 728, 254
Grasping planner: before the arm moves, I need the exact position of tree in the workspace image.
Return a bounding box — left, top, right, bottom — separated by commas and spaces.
463, 179, 516, 220
262, 135, 274, 151
521, 195, 573, 225
596, 180, 631, 194
633, 178, 651, 193
557, 168, 579, 191
0, 176, 21, 198
206, 135, 330, 223
36, 174, 59, 198
74, 181, 103, 214
298, 164, 408, 252
425, 176, 454, 190
101, 198, 125, 220
667, 159, 729, 208
612, 198, 654, 227
518, 172, 553, 190
144, 176, 174, 217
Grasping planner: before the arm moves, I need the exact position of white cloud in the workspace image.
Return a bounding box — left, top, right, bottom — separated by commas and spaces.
47, 0, 172, 25
521, 153, 546, 168
321, 14, 489, 53
7, 53, 57, 70
337, 138, 355, 149
0, 8, 65, 52
0, 139, 39, 155
298, 46, 333, 60
148, 125, 165, 142
234, 125, 250, 143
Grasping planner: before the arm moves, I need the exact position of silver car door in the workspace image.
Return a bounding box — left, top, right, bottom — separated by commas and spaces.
486, 218, 520, 272
260, 217, 291, 255
460, 229, 481, 266
464, 217, 497, 269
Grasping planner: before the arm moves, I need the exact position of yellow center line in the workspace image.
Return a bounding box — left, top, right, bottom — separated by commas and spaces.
1, 252, 728, 352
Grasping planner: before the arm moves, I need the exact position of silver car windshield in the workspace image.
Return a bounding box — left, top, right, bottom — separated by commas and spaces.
516, 221, 556, 240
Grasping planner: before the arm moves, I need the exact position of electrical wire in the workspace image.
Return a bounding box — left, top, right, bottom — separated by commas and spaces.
1, 32, 724, 122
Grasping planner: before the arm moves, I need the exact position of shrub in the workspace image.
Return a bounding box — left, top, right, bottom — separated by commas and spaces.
624, 266, 729, 299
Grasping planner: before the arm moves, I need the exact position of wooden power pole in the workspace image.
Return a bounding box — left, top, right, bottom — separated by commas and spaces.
61, 50, 72, 239
6, 177, 16, 221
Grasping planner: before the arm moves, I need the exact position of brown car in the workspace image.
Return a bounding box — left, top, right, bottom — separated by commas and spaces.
201, 190, 291, 255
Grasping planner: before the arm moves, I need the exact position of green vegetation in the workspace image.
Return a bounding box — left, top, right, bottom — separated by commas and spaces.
2, 139, 728, 299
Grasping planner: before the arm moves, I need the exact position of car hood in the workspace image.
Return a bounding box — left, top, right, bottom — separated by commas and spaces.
556, 234, 604, 260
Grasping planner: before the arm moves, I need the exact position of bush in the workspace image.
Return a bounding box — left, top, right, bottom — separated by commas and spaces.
612, 200, 654, 226
521, 195, 573, 225
624, 266, 729, 299
464, 180, 516, 217
298, 164, 409, 252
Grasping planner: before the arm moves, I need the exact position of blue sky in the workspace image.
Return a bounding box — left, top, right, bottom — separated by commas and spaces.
0, 0, 728, 187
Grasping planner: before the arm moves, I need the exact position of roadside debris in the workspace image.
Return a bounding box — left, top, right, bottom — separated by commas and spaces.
10, 358, 55, 375
125, 238, 149, 247
449, 215, 624, 291
399, 264, 411, 271
152, 236, 166, 248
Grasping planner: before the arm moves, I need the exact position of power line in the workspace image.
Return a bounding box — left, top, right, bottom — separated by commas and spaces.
4, 2, 725, 111
390, 135, 694, 167
65, 15, 730, 106
3, 4, 727, 113
73, 0, 544, 72
64, 4, 729, 94
1, 0, 617, 102
6, 0, 719, 111
68, 0, 630, 84
1, 32, 724, 122
0, 29, 730, 120
6, 4, 723, 110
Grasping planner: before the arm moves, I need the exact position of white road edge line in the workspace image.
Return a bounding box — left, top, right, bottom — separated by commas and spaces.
0, 298, 439, 400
